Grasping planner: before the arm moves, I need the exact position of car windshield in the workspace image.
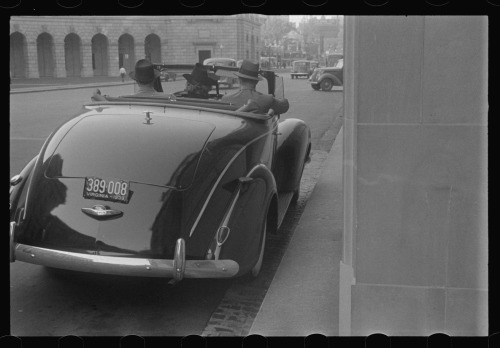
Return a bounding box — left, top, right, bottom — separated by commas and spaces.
335, 59, 344, 68
255, 76, 271, 97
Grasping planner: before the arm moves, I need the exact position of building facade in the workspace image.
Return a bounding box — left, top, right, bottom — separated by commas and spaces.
341, 16, 488, 335
9, 15, 263, 79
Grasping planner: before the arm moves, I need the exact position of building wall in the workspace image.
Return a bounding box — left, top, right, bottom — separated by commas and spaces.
343, 16, 488, 336
10, 15, 262, 78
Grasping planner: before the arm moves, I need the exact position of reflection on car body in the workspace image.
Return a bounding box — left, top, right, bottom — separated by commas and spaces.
10, 64, 311, 285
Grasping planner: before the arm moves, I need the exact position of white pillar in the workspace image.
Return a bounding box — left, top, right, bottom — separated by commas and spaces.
81, 42, 93, 77
26, 40, 39, 78
53, 40, 66, 78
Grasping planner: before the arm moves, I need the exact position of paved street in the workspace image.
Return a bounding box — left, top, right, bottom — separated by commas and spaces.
9, 73, 343, 336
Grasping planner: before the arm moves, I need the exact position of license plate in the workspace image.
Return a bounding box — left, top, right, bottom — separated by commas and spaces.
83, 177, 130, 203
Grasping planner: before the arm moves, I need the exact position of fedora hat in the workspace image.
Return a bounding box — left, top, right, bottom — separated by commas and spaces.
183, 63, 218, 86
234, 60, 262, 81
129, 59, 160, 84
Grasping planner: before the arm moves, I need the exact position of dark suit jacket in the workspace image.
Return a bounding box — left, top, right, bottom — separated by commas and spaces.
221, 88, 289, 114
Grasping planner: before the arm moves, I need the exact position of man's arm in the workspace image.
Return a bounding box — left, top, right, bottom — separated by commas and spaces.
271, 97, 289, 114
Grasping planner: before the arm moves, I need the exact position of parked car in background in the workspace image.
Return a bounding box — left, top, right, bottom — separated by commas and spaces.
203, 58, 238, 88
9, 64, 311, 284
309, 59, 343, 91
160, 69, 177, 82
153, 64, 177, 82
326, 53, 343, 67
290, 60, 319, 79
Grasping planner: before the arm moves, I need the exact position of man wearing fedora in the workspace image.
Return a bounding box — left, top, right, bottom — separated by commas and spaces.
92, 59, 163, 101
129, 59, 164, 96
221, 60, 289, 115
174, 63, 218, 99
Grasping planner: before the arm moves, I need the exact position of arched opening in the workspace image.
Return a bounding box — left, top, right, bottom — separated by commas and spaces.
64, 33, 82, 77
118, 34, 135, 73
37, 33, 55, 77
91, 33, 109, 76
145, 34, 161, 63
10, 32, 27, 78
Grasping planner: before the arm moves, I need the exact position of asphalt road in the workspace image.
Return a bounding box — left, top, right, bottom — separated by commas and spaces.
9, 76, 343, 336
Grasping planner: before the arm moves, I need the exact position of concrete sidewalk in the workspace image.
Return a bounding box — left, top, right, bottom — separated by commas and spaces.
249, 127, 344, 336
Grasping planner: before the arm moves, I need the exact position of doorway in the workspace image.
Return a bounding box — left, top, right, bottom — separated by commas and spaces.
198, 50, 211, 64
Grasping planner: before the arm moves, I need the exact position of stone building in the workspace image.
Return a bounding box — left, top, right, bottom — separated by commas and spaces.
341, 16, 487, 335
9, 15, 264, 79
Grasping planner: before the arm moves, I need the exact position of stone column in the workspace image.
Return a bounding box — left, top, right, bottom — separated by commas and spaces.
81, 41, 93, 77
26, 40, 39, 78
161, 40, 169, 64
135, 43, 145, 61
53, 39, 66, 78
108, 42, 120, 77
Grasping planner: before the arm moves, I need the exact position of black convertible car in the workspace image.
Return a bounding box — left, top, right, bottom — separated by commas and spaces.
9, 64, 311, 284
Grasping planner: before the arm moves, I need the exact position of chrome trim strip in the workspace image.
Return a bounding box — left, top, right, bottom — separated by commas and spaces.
188, 128, 277, 237
173, 238, 186, 281
81, 206, 123, 219
13, 243, 239, 278
10, 222, 16, 263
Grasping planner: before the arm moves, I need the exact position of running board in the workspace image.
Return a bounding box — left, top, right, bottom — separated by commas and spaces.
277, 192, 294, 228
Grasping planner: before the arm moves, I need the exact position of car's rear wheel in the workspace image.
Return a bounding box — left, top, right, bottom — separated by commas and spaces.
250, 218, 267, 278
320, 78, 333, 91
311, 84, 320, 90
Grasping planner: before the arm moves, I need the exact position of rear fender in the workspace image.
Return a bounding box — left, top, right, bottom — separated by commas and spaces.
10, 156, 38, 222
320, 73, 342, 86
274, 119, 311, 192
217, 164, 277, 275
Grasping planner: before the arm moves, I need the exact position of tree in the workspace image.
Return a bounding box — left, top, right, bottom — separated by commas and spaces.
261, 16, 295, 46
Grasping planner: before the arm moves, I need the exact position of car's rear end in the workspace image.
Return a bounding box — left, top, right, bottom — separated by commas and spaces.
291, 61, 310, 79
10, 104, 268, 282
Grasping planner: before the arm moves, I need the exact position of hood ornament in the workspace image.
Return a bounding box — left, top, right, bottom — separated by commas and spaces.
143, 111, 154, 125
82, 205, 123, 220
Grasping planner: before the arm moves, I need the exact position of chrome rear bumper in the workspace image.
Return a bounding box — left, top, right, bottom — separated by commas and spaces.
11, 230, 239, 280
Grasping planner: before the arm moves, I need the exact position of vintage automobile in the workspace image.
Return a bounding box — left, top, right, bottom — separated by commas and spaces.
290, 60, 319, 79
309, 59, 344, 91
9, 64, 311, 285
203, 58, 238, 88
153, 64, 177, 82
159, 69, 177, 82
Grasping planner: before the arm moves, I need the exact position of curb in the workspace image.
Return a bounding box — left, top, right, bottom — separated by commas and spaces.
9, 81, 136, 94
9, 77, 187, 94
